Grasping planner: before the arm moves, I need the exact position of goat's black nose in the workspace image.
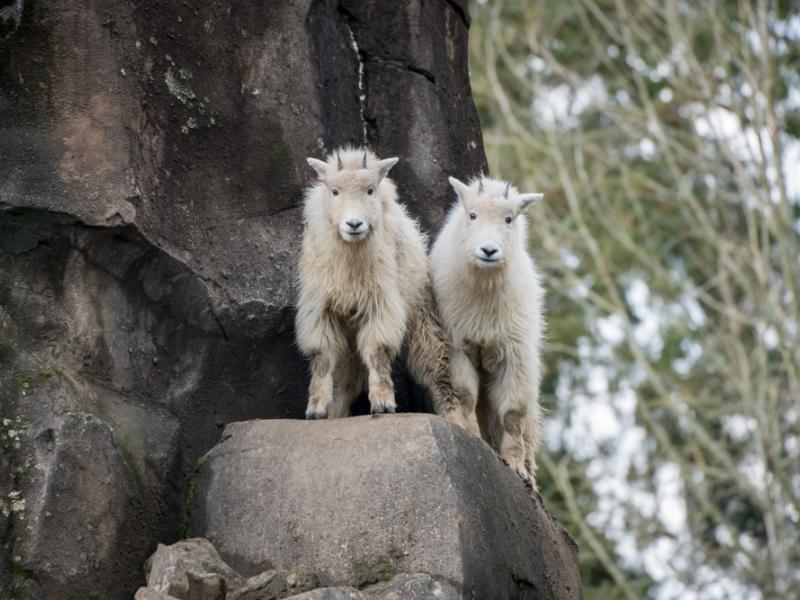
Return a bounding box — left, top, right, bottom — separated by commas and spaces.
346, 219, 364, 230
481, 245, 498, 257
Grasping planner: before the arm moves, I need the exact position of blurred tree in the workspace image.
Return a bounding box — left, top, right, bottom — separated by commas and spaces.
470, 1, 800, 598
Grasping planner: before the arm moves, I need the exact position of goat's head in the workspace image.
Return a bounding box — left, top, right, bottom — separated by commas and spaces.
448, 175, 543, 270
307, 148, 398, 243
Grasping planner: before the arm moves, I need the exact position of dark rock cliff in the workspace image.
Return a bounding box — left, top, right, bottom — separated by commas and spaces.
0, 2, 579, 599
0, 1, 484, 597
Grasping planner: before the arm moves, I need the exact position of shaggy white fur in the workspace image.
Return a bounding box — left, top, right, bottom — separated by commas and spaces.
430, 174, 545, 486
296, 147, 461, 421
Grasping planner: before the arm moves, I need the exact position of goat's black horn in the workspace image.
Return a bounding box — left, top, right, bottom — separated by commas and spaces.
362, 150, 368, 169
337, 150, 343, 170
478, 178, 484, 194
504, 182, 511, 198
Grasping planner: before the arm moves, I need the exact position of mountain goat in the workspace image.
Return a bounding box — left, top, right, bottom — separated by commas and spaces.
296, 147, 462, 422
430, 175, 545, 485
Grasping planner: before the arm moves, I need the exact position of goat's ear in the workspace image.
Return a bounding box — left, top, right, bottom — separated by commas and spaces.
517, 193, 544, 213
376, 157, 399, 180
448, 176, 470, 207
307, 158, 328, 179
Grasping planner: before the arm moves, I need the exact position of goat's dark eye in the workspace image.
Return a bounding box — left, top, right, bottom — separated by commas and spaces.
469, 211, 477, 221
367, 187, 374, 195
331, 188, 339, 196
505, 216, 513, 224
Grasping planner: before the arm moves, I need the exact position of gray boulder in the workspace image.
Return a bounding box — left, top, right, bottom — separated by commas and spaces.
0, 370, 180, 599
191, 415, 582, 600
2, 403, 173, 599
141, 538, 321, 600
145, 538, 242, 598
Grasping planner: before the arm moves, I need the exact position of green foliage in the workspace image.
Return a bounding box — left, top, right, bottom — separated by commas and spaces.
470, 0, 800, 597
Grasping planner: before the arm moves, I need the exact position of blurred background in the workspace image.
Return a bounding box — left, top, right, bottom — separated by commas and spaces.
469, 1, 800, 598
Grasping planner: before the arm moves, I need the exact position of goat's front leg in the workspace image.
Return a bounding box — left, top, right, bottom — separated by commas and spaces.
485, 352, 537, 485
297, 299, 347, 420
362, 344, 397, 414
357, 296, 406, 415
306, 350, 341, 419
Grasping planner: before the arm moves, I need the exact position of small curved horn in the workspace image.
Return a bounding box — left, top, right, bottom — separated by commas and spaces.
362, 150, 368, 169
337, 150, 343, 171
478, 178, 484, 194
504, 182, 511, 198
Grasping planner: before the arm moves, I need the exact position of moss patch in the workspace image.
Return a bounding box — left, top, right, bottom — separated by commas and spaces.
10, 563, 32, 582
17, 368, 59, 391
180, 455, 208, 539
353, 560, 395, 589
17, 367, 83, 403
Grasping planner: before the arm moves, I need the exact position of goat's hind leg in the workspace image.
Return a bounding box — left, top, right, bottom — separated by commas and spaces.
449, 346, 481, 437
405, 292, 463, 422
331, 349, 365, 418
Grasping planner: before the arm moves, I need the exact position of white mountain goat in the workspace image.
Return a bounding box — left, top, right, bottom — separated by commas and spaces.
430, 175, 545, 485
296, 147, 462, 421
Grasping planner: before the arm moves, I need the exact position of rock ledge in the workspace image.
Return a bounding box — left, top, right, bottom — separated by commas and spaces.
188, 414, 582, 600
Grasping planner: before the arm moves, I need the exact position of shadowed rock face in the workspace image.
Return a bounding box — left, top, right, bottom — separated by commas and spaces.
1, 1, 485, 597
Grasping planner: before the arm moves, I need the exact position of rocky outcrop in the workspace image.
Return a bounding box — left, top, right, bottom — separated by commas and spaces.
0, 1, 485, 597
144, 538, 244, 598
190, 415, 582, 600
134, 538, 460, 600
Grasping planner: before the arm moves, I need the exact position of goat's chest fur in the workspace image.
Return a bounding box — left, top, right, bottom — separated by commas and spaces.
434, 263, 543, 379
448, 273, 538, 337
323, 240, 397, 317
300, 206, 428, 325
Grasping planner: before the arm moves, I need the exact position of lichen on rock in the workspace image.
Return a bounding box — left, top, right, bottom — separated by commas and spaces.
165, 68, 197, 105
